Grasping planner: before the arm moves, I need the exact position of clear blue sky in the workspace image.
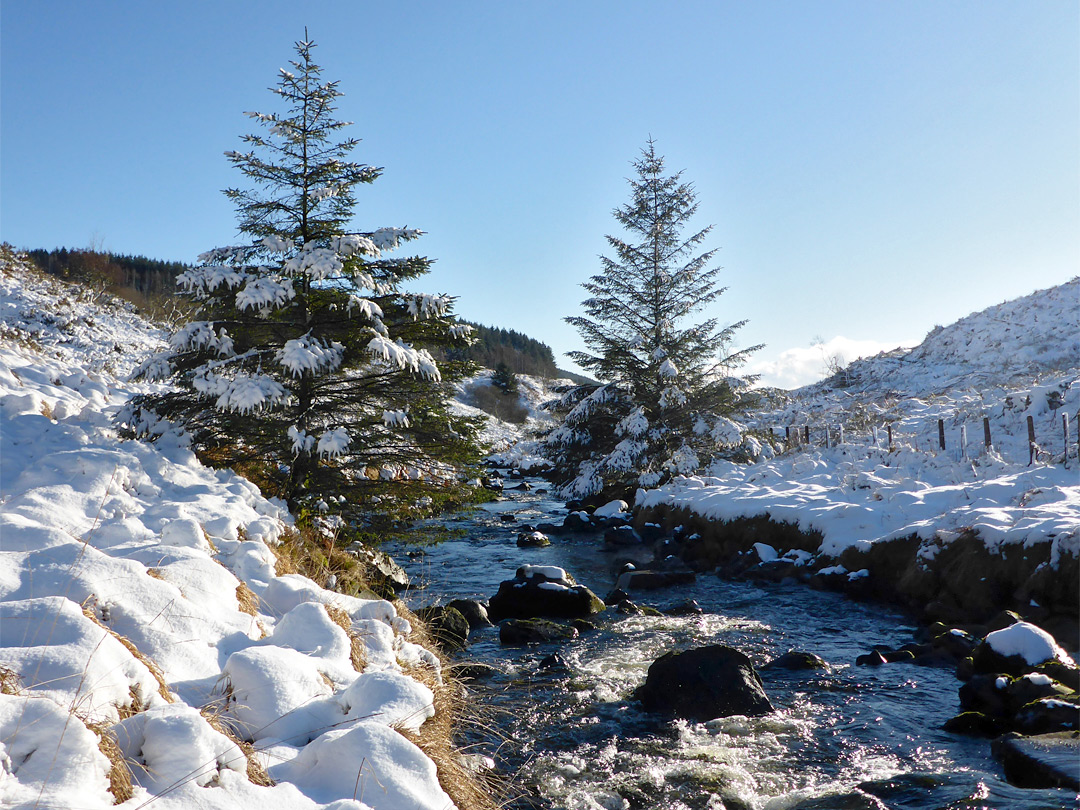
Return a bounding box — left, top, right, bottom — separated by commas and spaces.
3, 1, 1077, 386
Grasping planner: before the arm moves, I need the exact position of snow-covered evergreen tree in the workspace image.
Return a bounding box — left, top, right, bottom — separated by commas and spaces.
547, 140, 761, 500
125, 36, 482, 523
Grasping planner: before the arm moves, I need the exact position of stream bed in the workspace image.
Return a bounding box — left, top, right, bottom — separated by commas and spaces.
385, 474, 1074, 810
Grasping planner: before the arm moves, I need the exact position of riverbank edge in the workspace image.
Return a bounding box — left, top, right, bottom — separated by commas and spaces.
633, 505, 1079, 646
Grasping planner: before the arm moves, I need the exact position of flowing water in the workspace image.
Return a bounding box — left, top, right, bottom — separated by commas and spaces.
386, 474, 1075, 810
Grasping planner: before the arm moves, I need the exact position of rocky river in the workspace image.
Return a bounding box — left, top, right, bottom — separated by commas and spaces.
385, 472, 1076, 810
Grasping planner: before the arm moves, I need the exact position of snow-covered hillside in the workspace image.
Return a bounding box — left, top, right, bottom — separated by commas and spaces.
641, 279, 1079, 563
453, 370, 563, 464
0, 249, 461, 809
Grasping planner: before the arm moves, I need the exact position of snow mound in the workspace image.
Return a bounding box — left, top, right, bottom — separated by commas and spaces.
985, 622, 1076, 667
0, 250, 456, 809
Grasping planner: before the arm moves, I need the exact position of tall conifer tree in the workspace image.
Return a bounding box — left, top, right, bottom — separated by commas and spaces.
126, 36, 481, 522
548, 140, 761, 499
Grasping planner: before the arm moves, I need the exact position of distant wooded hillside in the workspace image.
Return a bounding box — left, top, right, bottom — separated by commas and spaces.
462, 322, 558, 378
25, 248, 190, 312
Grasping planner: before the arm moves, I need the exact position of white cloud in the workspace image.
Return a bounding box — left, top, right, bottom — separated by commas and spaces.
745, 336, 914, 390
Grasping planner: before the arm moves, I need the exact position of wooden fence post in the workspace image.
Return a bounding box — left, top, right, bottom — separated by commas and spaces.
1027, 415, 1036, 464
938, 419, 946, 451
983, 417, 992, 449
887, 424, 893, 450
1063, 413, 1070, 467
785, 426, 791, 446
803, 425, 810, 445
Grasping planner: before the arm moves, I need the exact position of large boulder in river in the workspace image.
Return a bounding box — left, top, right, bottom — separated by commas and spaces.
637, 645, 773, 722
487, 565, 607, 621
971, 621, 1077, 677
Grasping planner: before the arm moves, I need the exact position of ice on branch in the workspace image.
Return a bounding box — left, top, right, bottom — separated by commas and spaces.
331, 234, 378, 257
347, 296, 383, 319
236, 277, 296, 315
317, 427, 350, 458
382, 409, 410, 428
449, 323, 474, 340
407, 294, 452, 320
277, 333, 344, 377
659, 359, 678, 378
261, 234, 294, 253
206, 374, 290, 415
606, 439, 645, 472
666, 445, 700, 475
366, 335, 442, 381
711, 416, 743, 447
177, 265, 246, 296
617, 407, 649, 438
285, 246, 343, 280
169, 322, 235, 356
370, 228, 423, 252
287, 425, 315, 455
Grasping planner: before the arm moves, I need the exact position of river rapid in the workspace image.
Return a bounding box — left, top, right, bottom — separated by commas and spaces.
386, 473, 1074, 810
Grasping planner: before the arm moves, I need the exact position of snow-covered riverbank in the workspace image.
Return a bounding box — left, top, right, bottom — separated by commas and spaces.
0, 250, 460, 809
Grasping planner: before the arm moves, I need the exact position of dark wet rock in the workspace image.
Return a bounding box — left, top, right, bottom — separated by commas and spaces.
562, 511, 594, 532
930, 628, 978, 659
956, 656, 975, 681
616, 600, 643, 616
604, 525, 643, 546
499, 513, 517, 523
762, 651, 830, 672
446, 598, 493, 630
663, 599, 704, 616
517, 530, 551, 548
481, 476, 504, 491
958, 673, 1010, 718
1005, 673, 1074, 714
487, 565, 607, 621
637, 644, 773, 722
855, 650, 887, 667
450, 662, 500, 681
943, 710, 1007, 737
507, 469, 525, 479
614, 569, 696, 591
970, 622, 1074, 677
571, 619, 596, 633
499, 618, 579, 645
882, 649, 916, 664
538, 652, 570, 672
1013, 697, 1080, 735
535, 522, 561, 535
1039, 660, 1080, 692
639, 522, 666, 543
787, 791, 886, 810
508, 481, 533, 491
992, 730, 1080, 790
415, 605, 470, 652
604, 588, 632, 606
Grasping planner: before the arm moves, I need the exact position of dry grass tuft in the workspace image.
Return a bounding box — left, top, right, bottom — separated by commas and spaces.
39, 400, 54, 420
81, 599, 173, 703
269, 524, 376, 598
88, 721, 134, 805
200, 707, 276, 787
146, 568, 164, 580
235, 582, 259, 616
0, 666, 22, 695
324, 604, 368, 672
396, 663, 501, 810
115, 684, 147, 721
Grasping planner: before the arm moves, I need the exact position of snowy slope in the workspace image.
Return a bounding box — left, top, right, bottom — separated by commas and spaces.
640, 278, 1080, 561
0, 250, 457, 809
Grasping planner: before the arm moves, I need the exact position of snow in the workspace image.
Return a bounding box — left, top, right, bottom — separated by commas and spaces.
984, 622, 1076, 667
519, 565, 568, 582
278, 333, 345, 377
0, 252, 457, 810
594, 499, 630, 519
317, 427, 351, 459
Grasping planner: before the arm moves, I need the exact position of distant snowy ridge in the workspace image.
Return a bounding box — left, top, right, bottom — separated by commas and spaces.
0, 249, 460, 809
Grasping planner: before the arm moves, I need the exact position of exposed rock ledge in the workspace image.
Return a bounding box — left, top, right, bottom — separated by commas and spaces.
635, 506, 1079, 638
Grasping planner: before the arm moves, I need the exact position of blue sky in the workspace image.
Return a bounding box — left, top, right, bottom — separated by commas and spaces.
2, 1, 1077, 386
